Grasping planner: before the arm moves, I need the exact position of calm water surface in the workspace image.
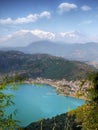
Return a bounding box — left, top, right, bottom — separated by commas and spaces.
5, 84, 84, 127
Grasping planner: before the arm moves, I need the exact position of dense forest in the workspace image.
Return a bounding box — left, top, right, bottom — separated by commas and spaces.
0, 51, 96, 80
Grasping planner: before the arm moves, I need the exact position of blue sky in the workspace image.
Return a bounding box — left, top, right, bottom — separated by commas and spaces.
0, 0, 98, 46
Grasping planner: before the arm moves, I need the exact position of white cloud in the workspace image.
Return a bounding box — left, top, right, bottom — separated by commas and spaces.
0, 29, 97, 47
60, 31, 79, 38
0, 11, 51, 24
14, 29, 55, 40
59, 31, 91, 43
40, 11, 51, 19
0, 29, 55, 47
30, 29, 55, 39
58, 2, 77, 14
59, 31, 80, 43
0, 34, 12, 43
81, 5, 92, 11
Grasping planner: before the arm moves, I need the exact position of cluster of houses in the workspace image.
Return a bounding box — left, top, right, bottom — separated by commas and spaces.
25, 77, 89, 99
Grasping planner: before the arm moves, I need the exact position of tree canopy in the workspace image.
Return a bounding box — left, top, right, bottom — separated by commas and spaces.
0, 75, 25, 130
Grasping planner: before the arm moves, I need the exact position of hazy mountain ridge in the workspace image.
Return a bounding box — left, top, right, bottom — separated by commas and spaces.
24, 41, 98, 62
0, 51, 96, 80
0, 40, 98, 62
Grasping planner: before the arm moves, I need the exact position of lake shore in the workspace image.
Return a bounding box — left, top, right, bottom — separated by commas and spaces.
24, 78, 89, 100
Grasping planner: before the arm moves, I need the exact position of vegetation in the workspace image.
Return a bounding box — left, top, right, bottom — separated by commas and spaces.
24, 114, 81, 130
0, 51, 96, 80
0, 50, 97, 129
0, 75, 25, 130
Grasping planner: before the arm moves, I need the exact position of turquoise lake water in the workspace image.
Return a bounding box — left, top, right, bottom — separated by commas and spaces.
5, 84, 84, 127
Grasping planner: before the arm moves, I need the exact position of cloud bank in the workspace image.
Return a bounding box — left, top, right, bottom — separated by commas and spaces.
0, 11, 51, 24
0, 29, 96, 47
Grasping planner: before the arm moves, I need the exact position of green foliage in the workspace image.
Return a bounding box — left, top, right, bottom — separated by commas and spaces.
68, 72, 98, 130
68, 103, 98, 130
0, 51, 95, 80
24, 113, 81, 130
0, 75, 25, 130
87, 72, 98, 103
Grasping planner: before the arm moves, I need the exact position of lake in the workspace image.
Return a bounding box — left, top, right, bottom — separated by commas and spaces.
5, 84, 84, 127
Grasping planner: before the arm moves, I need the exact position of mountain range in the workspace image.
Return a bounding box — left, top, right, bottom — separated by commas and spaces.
0, 51, 96, 80
0, 40, 98, 62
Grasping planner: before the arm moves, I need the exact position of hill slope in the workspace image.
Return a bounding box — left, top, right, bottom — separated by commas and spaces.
24, 112, 81, 130
25, 41, 98, 62
0, 41, 98, 62
0, 51, 95, 80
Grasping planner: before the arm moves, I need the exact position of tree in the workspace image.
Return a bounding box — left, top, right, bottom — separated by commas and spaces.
0, 74, 25, 130
68, 72, 98, 130
80, 72, 98, 130
87, 72, 98, 104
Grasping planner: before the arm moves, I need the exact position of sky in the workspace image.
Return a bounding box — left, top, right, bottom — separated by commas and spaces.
0, 0, 98, 47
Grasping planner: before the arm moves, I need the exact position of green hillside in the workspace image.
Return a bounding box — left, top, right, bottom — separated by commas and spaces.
24, 113, 81, 130
0, 51, 96, 80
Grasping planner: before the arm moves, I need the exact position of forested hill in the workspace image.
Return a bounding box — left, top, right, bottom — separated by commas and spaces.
0, 51, 96, 80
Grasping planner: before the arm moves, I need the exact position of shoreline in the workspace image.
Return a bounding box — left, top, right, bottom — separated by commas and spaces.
24, 78, 89, 100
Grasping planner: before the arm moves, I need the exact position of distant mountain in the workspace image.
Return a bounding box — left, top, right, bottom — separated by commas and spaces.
0, 51, 96, 80
1, 40, 98, 62
21, 41, 98, 62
